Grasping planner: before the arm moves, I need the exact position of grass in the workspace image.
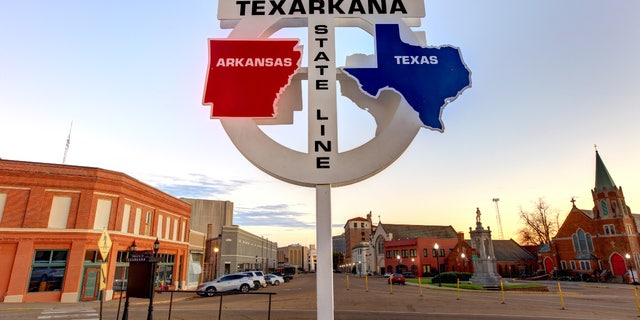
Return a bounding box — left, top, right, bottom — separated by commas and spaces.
405, 278, 546, 291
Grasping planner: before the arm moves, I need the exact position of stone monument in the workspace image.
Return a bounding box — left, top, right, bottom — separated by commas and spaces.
469, 208, 502, 288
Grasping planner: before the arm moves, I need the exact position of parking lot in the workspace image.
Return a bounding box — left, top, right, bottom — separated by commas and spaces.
2, 273, 640, 319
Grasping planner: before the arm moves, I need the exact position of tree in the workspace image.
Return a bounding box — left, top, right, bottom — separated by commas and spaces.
517, 198, 559, 245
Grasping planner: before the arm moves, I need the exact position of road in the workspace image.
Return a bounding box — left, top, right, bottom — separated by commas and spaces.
2, 273, 640, 319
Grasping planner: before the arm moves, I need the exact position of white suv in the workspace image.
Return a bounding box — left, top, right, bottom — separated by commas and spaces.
241, 271, 267, 289
196, 274, 252, 296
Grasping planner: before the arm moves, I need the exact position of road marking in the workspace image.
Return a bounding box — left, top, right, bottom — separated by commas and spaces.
38, 307, 98, 319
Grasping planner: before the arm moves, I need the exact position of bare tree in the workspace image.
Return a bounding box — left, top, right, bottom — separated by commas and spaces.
517, 198, 559, 245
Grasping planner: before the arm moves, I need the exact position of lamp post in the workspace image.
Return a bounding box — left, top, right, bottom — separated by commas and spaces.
147, 238, 160, 320
121, 240, 136, 320
396, 255, 401, 274
626, 253, 636, 285
434, 243, 441, 287
411, 258, 415, 275
461, 253, 466, 272
213, 247, 219, 280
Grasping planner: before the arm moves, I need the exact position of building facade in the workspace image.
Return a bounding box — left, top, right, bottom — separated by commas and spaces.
181, 198, 234, 285
344, 214, 373, 264
277, 243, 309, 273
218, 225, 277, 275
540, 151, 639, 281
0, 160, 191, 303
377, 224, 459, 276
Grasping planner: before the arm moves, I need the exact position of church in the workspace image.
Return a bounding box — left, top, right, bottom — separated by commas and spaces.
539, 150, 639, 282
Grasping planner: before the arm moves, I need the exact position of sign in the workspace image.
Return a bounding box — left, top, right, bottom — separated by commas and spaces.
100, 262, 108, 290
203, 2, 471, 320
98, 229, 112, 260
203, 0, 471, 187
128, 250, 158, 263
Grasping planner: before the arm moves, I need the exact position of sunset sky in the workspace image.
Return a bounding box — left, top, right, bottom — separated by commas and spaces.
1, 0, 639, 248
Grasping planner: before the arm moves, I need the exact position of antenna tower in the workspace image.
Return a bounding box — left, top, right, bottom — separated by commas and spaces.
492, 198, 504, 240
62, 121, 73, 164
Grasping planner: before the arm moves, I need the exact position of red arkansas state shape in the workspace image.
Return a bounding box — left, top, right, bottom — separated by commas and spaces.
203, 39, 302, 118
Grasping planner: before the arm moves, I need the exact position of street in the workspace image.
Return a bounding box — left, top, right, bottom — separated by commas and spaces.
2, 273, 640, 319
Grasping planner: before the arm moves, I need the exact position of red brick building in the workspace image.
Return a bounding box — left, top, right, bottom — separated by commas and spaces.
539, 151, 639, 281
0, 160, 191, 302
344, 214, 373, 264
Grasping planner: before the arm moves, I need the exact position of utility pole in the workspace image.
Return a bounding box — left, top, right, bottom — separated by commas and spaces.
492, 198, 504, 240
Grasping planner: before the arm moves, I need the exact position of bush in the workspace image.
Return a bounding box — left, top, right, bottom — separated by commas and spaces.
432, 272, 472, 284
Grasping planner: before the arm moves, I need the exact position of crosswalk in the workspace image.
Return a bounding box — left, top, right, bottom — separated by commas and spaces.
38, 307, 99, 320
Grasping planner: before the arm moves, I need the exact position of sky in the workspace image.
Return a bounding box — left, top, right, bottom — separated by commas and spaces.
1, 1, 639, 248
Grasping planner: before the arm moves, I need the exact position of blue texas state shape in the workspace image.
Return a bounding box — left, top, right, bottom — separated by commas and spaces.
342, 24, 471, 130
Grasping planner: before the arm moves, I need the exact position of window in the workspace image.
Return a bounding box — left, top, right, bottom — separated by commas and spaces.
572, 229, 594, 253
48, 196, 71, 228
603, 225, 615, 235
361, 223, 365, 228
94, 199, 112, 230
410, 249, 417, 257
145, 211, 153, 236
353, 222, 357, 228
0, 192, 7, 223
570, 261, 577, 270
560, 261, 567, 270
401, 250, 408, 258
121, 204, 131, 233
134, 208, 142, 235
385, 250, 392, 258
579, 261, 591, 271
393, 250, 399, 258
157, 215, 163, 238
423, 249, 428, 257
600, 200, 609, 216
28, 250, 68, 292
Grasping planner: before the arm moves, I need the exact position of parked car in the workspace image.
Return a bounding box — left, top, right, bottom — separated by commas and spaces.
274, 272, 293, 282
390, 273, 406, 285
403, 272, 416, 278
242, 271, 267, 289
30, 267, 65, 282
264, 273, 285, 286
383, 272, 392, 278
196, 274, 252, 296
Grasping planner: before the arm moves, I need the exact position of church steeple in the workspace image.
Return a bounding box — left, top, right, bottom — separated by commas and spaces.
594, 150, 616, 192
591, 149, 629, 218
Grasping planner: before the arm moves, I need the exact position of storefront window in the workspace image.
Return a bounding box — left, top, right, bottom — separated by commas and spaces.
28, 250, 68, 292
156, 254, 175, 289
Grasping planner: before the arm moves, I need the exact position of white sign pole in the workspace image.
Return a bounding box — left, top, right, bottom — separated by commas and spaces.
316, 185, 334, 320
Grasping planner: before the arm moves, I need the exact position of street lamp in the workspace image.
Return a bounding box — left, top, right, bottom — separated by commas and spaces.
148, 238, 160, 320
121, 240, 137, 320
213, 247, 219, 280
411, 258, 415, 275
626, 253, 636, 285
434, 243, 441, 287
397, 255, 401, 274
461, 253, 466, 272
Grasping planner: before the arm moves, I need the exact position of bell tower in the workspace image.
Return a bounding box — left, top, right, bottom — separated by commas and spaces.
591, 150, 630, 219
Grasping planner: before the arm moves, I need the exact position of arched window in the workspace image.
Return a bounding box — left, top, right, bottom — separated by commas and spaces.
572, 229, 594, 253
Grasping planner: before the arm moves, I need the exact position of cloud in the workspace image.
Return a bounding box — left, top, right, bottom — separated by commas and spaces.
140, 173, 249, 199
137, 173, 314, 230
234, 204, 314, 229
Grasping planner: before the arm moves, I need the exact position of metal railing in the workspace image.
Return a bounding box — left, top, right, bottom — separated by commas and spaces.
114, 289, 276, 320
